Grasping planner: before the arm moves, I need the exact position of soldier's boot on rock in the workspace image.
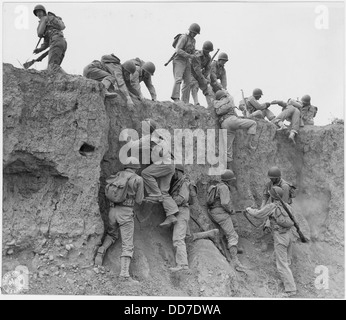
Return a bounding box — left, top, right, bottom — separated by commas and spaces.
159, 214, 178, 227
119, 256, 139, 284
229, 246, 247, 273
94, 236, 114, 266
288, 130, 297, 144
274, 120, 287, 131
101, 79, 118, 98
192, 229, 219, 241
169, 264, 189, 272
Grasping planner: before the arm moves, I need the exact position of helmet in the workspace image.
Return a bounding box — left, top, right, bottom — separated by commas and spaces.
124, 157, 141, 169
175, 164, 185, 173
142, 62, 156, 76
301, 94, 311, 104
33, 4, 46, 16
189, 23, 201, 34
221, 170, 236, 181
215, 90, 227, 101
268, 166, 281, 178
253, 88, 263, 97
218, 52, 229, 61
143, 118, 159, 134
202, 41, 214, 52
122, 60, 136, 74
269, 186, 284, 199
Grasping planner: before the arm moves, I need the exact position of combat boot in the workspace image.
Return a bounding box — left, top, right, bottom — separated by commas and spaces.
119, 256, 139, 284
159, 214, 178, 227
229, 246, 247, 273
94, 236, 114, 266
101, 79, 117, 98
275, 120, 287, 131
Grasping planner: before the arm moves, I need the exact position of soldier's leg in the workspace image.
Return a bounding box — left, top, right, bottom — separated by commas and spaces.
181, 62, 192, 103
272, 107, 291, 129
288, 107, 301, 143
171, 59, 186, 100
221, 118, 237, 163
141, 164, 166, 197
48, 37, 67, 68
230, 213, 244, 253
262, 109, 275, 121
171, 208, 189, 270
273, 231, 297, 293
251, 110, 265, 119
190, 77, 199, 105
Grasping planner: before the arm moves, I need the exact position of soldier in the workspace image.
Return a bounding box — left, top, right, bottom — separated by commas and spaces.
240, 88, 275, 121
83, 55, 137, 109
168, 164, 192, 272
208, 170, 245, 271
171, 23, 200, 103
270, 98, 302, 144
189, 41, 214, 107
284, 95, 318, 126
94, 157, 144, 284
210, 52, 228, 93
128, 119, 179, 227
214, 89, 257, 170
33, 4, 67, 71
130, 58, 157, 102
246, 186, 297, 297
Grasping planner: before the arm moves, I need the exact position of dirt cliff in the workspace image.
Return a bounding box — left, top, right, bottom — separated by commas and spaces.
2, 64, 344, 298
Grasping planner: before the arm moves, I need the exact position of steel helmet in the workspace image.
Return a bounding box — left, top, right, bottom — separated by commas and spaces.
218, 52, 229, 61
142, 62, 156, 76
253, 88, 263, 97
124, 157, 141, 169
301, 94, 311, 104
143, 118, 159, 134
175, 164, 185, 173
122, 60, 136, 74
269, 186, 284, 199
215, 90, 227, 101
33, 4, 46, 16
202, 41, 214, 52
268, 166, 281, 178
221, 170, 236, 181
189, 23, 201, 34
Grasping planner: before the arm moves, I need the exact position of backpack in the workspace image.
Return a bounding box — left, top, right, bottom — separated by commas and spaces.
47, 12, 65, 31
172, 34, 183, 48
214, 99, 232, 116
105, 171, 135, 203
206, 185, 218, 207
273, 205, 294, 228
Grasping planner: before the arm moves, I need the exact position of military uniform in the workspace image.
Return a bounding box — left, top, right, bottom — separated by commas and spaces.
83, 54, 136, 102
188, 50, 212, 103
246, 202, 297, 294
288, 99, 318, 125
209, 182, 239, 250
130, 58, 157, 101
214, 95, 257, 162
36, 13, 67, 69
245, 95, 275, 121
272, 100, 301, 134
262, 178, 291, 205
169, 175, 191, 268
171, 33, 196, 102
210, 60, 227, 93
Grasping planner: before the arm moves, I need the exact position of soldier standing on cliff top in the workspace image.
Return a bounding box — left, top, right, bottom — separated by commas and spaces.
32, 4, 67, 72
210, 52, 229, 94
83, 55, 137, 110
171, 23, 200, 103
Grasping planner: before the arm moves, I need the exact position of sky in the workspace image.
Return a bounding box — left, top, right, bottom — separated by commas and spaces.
1, 0, 345, 125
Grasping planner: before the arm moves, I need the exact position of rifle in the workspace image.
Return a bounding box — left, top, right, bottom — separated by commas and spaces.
211, 48, 220, 62
272, 188, 308, 243
241, 89, 252, 114
164, 53, 176, 67
23, 50, 49, 69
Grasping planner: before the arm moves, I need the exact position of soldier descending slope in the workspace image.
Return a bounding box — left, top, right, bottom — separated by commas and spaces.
207, 170, 245, 272
83, 55, 137, 109
170, 23, 201, 103
213, 89, 257, 171
130, 58, 157, 102
246, 186, 297, 297
210, 52, 229, 94
95, 157, 144, 284
168, 164, 193, 272
32, 4, 67, 72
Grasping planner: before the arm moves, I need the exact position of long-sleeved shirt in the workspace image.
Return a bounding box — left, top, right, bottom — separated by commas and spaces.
210, 60, 227, 91
170, 175, 190, 207
209, 182, 233, 213
191, 50, 212, 80
247, 95, 268, 113
128, 133, 172, 164
262, 178, 291, 205
174, 33, 196, 60
130, 65, 157, 100
37, 13, 65, 51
